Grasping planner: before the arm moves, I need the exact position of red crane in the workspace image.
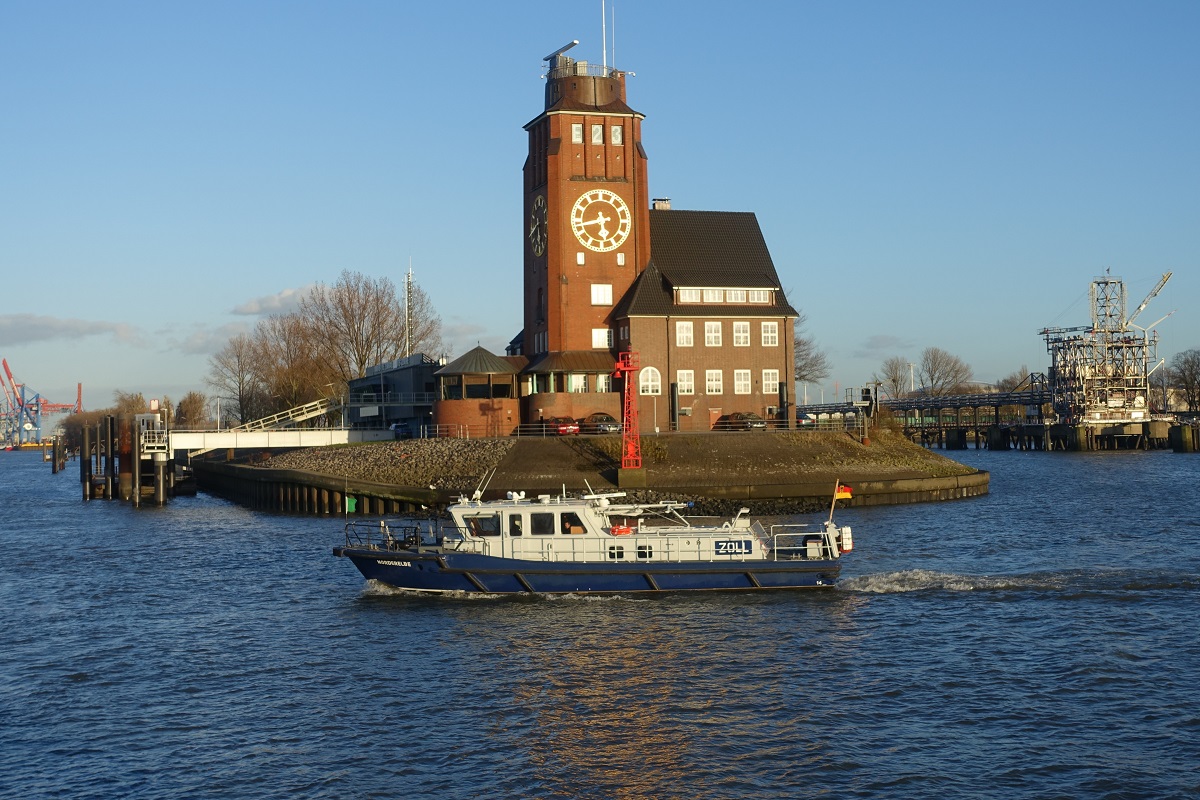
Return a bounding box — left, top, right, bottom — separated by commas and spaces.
613, 351, 642, 470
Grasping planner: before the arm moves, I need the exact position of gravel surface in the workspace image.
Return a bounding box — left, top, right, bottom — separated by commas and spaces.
256, 427, 973, 511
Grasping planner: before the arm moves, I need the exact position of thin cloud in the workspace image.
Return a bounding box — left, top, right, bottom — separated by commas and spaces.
167, 321, 253, 356
853, 334, 915, 359
0, 314, 142, 347
232, 285, 314, 316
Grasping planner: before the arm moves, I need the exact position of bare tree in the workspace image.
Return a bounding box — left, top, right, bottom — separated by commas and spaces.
113, 391, 148, 414
873, 356, 911, 400
1170, 348, 1200, 411
405, 278, 445, 359
206, 333, 266, 424
300, 270, 446, 386
175, 391, 209, 428
253, 312, 327, 412
918, 347, 973, 396
793, 311, 830, 384
995, 365, 1032, 392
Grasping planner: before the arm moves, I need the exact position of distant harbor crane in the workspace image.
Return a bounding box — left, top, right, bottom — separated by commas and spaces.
0, 358, 83, 446
1039, 271, 1172, 426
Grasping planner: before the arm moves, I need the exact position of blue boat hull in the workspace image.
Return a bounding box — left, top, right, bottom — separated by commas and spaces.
333, 547, 841, 594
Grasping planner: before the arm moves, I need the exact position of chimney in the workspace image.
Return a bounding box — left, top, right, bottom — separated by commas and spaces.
652, 197, 672, 210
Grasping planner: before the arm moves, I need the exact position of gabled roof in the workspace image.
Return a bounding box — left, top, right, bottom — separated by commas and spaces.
434, 346, 520, 376
616, 210, 799, 317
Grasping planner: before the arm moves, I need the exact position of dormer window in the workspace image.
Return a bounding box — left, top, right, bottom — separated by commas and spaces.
678, 288, 701, 304
702, 289, 723, 303
748, 290, 771, 304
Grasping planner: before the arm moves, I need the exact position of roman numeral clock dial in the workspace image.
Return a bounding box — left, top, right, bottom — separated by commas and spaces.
528, 194, 547, 257
570, 189, 631, 252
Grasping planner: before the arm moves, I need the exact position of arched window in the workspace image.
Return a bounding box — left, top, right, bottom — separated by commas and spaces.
639, 366, 661, 396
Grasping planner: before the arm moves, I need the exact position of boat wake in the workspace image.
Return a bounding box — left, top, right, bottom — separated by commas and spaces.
842, 568, 1200, 595
361, 580, 649, 602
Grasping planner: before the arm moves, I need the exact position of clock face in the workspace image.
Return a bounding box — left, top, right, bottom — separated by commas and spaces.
570, 189, 631, 252
528, 194, 547, 257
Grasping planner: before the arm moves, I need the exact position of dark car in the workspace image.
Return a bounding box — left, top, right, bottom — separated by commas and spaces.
389, 422, 414, 439
544, 416, 580, 435
582, 412, 621, 434
728, 411, 768, 430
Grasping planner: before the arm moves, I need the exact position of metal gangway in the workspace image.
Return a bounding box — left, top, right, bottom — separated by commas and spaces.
181, 397, 349, 457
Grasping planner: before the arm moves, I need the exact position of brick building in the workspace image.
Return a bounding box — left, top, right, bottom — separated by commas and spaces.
434, 43, 798, 433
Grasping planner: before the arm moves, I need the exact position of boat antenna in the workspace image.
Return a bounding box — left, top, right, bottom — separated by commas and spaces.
601, 0, 606, 70
472, 468, 497, 501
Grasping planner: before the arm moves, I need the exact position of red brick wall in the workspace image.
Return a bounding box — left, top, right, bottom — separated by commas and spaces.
434, 398, 522, 436
629, 314, 796, 431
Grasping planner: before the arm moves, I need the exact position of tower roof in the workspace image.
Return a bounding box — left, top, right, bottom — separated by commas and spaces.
434, 346, 520, 376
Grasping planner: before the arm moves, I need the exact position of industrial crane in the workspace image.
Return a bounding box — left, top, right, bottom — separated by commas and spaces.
1126, 272, 1172, 329
1, 358, 83, 445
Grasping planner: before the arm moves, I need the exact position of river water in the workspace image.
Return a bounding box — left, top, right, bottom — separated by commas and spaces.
2, 448, 1198, 799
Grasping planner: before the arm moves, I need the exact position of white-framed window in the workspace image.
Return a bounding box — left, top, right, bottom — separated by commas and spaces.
676, 321, 693, 347
569, 374, 588, 393
677, 370, 694, 395
619, 324, 629, 342
734, 369, 752, 395
705, 370, 723, 395
592, 328, 613, 348
726, 289, 746, 303
597, 374, 612, 393
705, 321, 722, 347
679, 288, 701, 304
733, 321, 750, 347
591, 284, 613, 305
703, 288, 723, 303
577, 252, 586, 265
639, 366, 662, 395
591, 124, 604, 144
611, 125, 623, 145
749, 290, 771, 303
571, 123, 583, 144
763, 369, 780, 396
761, 321, 779, 346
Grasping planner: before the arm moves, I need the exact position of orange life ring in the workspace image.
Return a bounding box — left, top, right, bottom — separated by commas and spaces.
611, 525, 633, 536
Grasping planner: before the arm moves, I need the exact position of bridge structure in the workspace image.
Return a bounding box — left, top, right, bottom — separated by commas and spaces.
147, 397, 391, 459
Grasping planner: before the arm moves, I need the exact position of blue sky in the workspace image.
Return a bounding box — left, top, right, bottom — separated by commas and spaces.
2, 0, 1197, 410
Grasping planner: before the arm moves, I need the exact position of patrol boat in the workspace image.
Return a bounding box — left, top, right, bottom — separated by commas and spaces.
333, 481, 854, 595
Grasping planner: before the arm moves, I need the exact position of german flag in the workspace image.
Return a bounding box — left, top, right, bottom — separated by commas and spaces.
835, 483, 853, 500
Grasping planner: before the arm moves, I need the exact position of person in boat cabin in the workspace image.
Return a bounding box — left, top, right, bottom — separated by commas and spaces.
562, 512, 585, 535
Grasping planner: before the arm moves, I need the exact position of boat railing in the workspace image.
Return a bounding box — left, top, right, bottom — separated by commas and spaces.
769, 523, 838, 561
343, 518, 444, 551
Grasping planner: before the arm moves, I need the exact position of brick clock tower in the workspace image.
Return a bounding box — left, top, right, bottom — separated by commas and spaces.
522, 42, 650, 367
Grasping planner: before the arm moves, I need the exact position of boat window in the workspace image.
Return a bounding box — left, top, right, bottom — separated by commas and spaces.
531, 512, 555, 536
465, 514, 500, 537
561, 512, 585, 535
637, 545, 654, 560
508, 515, 523, 537
608, 545, 625, 560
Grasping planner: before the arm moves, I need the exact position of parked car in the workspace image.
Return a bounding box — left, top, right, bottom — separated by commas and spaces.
728, 411, 768, 430
582, 412, 621, 434
389, 422, 414, 439
543, 416, 580, 435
